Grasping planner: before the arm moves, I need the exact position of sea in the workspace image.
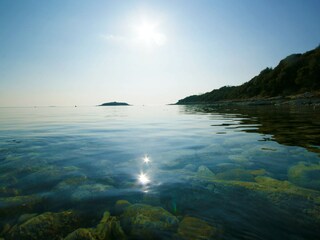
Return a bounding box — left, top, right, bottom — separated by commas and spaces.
0, 105, 320, 239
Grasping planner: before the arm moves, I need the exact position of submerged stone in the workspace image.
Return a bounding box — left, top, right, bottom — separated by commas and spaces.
115, 200, 131, 215
7, 210, 82, 240
193, 167, 320, 223
95, 212, 126, 240
196, 165, 215, 179
53, 176, 88, 193
0, 195, 42, 219
177, 216, 219, 240
63, 210, 126, 240
17, 213, 38, 224
219, 176, 320, 207
120, 203, 178, 239
64, 228, 96, 240
288, 162, 320, 190
0, 186, 19, 197
215, 168, 266, 182
228, 154, 249, 163
71, 184, 113, 201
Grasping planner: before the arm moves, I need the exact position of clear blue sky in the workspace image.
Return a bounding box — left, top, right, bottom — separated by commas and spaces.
1, 0, 320, 106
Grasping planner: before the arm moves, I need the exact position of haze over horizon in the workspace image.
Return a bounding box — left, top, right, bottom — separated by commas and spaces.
1, 0, 320, 107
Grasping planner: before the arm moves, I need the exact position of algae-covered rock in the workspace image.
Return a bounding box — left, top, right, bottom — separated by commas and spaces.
120, 204, 178, 239
177, 216, 219, 240
71, 184, 113, 201
17, 213, 38, 224
196, 166, 215, 179
0, 223, 11, 236
288, 162, 320, 190
222, 176, 320, 205
95, 212, 126, 240
215, 168, 266, 182
64, 210, 126, 240
228, 154, 249, 163
7, 210, 82, 240
0, 195, 42, 219
64, 228, 96, 240
0, 195, 42, 209
0, 186, 19, 197
54, 176, 88, 192
114, 200, 131, 215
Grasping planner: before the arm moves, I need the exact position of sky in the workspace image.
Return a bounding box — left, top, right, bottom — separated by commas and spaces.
1, 0, 320, 106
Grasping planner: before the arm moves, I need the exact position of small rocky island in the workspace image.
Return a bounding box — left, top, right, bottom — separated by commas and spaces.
99, 102, 130, 106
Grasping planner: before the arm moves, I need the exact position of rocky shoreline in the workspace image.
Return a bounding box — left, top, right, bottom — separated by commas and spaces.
176, 95, 320, 108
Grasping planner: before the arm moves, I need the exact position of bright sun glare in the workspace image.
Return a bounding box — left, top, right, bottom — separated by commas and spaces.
135, 20, 166, 46
138, 172, 150, 185
143, 155, 150, 164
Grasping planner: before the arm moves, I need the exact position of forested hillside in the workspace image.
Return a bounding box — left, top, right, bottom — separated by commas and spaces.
177, 46, 320, 104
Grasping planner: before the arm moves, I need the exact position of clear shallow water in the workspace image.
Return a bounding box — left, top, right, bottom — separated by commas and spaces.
1, 105, 320, 239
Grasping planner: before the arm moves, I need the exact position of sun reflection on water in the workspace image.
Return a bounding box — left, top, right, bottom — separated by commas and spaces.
138, 172, 150, 185
143, 155, 151, 164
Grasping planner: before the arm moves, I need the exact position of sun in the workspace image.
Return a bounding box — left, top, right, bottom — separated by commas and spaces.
134, 20, 166, 46
137, 22, 156, 43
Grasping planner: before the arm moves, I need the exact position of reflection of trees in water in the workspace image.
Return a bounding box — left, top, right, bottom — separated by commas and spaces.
180, 105, 320, 154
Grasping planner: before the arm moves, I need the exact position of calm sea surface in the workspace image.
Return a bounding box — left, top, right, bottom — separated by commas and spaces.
1, 105, 320, 239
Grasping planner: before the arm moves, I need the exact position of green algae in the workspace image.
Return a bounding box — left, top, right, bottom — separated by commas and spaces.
194, 165, 320, 223
0, 195, 43, 220
71, 184, 113, 201
228, 154, 249, 163
114, 200, 131, 215
288, 162, 320, 190
177, 216, 220, 240
0, 186, 19, 197
7, 211, 83, 240
64, 228, 96, 240
196, 165, 215, 180
95, 212, 126, 240
64, 210, 126, 240
215, 168, 267, 182
120, 203, 179, 239
212, 176, 320, 204
53, 176, 88, 192
17, 213, 38, 224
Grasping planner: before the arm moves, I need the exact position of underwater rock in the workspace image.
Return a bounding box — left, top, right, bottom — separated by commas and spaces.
192, 169, 320, 223
22, 166, 65, 187
196, 166, 215, 179
142, 194, 162, 206
95, 211, 126, 240
228, 154, 249, 163
17, 213, 38, 224
215, 168, 266, 182
54, 176, 88, 192
177, 216, 219, 240
120, 203, 178, 239
0, 195, 42, 219
7, 210, 82, 240
64, 228, 96, 240
71, 184, 113, 201
219, 176, 320, 205
0, 223, 11, 237
0, 186, 19, 197
115, 200, 131, 215
64, 211, 126, 240
184, 164, 197, 172
288, 162, 320, 190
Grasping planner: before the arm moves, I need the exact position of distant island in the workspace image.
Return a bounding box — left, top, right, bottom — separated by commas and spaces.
99, 102, 130, 106
177, 45, 320, 106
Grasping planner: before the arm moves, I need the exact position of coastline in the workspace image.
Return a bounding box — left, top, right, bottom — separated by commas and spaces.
175, 95, 320, 108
